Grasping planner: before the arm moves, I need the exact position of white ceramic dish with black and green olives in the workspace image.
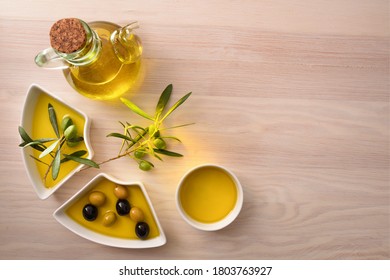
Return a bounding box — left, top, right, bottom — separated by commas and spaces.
20, 84, 94, 200
53, 173, 166, 248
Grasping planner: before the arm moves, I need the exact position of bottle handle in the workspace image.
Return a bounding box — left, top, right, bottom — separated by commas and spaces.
35, 48, 69, 69
120, 21, 140, 37
111, 21, 143, 64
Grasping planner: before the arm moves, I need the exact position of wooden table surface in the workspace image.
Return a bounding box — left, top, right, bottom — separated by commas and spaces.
0, 0, 389, 260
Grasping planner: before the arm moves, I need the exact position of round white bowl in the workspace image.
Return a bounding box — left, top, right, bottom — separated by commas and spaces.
20, 84, 94, 199
176, 164, 243, 231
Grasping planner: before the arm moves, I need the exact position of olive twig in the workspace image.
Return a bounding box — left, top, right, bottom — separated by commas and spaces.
42, 151, 56, 184
75, 84, 193, 173
79, 147, 138, 172
101, 84, 193, 172
18, 103, 99, 186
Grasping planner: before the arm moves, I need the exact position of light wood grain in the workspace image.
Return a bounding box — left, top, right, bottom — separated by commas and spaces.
0, 0, 389, 259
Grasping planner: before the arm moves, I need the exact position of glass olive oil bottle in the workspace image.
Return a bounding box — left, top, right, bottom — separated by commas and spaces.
35, 19, 143, 100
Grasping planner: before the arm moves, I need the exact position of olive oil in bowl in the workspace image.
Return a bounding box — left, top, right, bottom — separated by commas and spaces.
32, 93, 89, 188
21, 84, 94, 200
176, 164, 243, 231
65, 177, 160, 239
53, 174, 166, 248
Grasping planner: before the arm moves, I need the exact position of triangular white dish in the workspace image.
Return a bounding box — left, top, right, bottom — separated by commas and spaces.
20, 84, 94, 199
53, 173, 166, 248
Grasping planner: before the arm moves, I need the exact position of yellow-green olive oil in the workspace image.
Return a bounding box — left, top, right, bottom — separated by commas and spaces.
179, 166, 237, 223
32, 94, 88, 188
66, 178, 159, 239
63, 22, 142, 100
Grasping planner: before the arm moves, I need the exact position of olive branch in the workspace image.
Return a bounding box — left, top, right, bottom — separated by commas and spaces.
104, 84, 193, 171
18, 104, 98, 184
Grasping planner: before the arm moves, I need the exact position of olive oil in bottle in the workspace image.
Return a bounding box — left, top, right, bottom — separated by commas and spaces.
63, 22, 143, 100
35, 19, 143, 100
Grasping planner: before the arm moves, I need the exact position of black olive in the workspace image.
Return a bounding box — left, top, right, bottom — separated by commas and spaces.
82, 204, 98, 221
116, 199, 131, 216
135, 222, 150, 239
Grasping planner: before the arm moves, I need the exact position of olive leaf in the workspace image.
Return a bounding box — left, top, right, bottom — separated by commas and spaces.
155, 84, 172, 119
160, 136, 182, 142
162, 123, 196, 130
60, 150, 87, 163
63, 154, 99, 168
52, 149, 61, 180
120, 97, 154, 121
39, 139, 60, 158
153, 153, 164, 161
160, 92, 192, 122
154, 149, 183, 157
119, 122, 146, 135
107, 132, 134, 142
18, 126, 46, 152
22, 140, 54, 148
18, 126, 34, 143
128, 125, 147, 133
29, 138, 57, 144
48, 103, 60, 138
20, 142, 46, 152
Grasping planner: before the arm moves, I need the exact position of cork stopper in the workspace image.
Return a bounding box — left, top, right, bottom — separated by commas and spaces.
49, 18, 87, 53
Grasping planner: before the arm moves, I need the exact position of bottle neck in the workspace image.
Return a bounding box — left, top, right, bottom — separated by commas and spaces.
55, 20, 102, 66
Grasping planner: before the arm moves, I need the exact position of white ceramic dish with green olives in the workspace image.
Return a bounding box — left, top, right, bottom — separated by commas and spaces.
20, 84, 94, 199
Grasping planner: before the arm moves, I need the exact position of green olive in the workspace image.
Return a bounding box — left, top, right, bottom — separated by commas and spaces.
61, 115, 73, 133
102, 211, 117, 227
153, 138, 166, 149
89, 191, 106, 207
114, 185, 129, 199
134, 149, 146, 159
64, 124, 77, 141
139, 160, 153, 171
66, 139, 80, 147
130, 207, 144, 222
